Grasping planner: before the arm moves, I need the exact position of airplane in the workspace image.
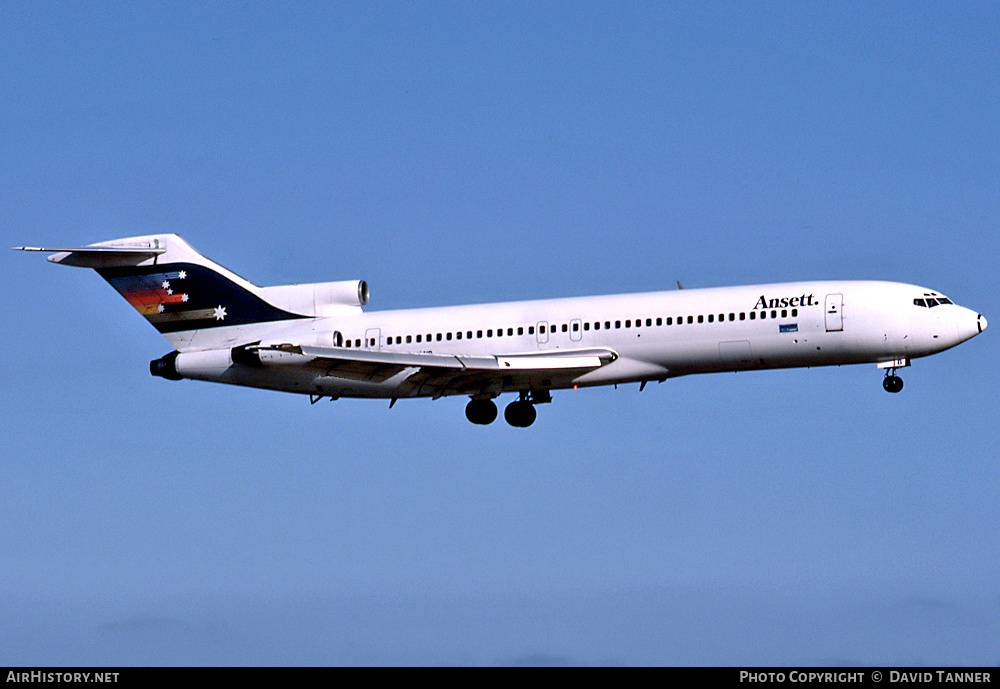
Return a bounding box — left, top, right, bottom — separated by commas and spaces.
15, 234, 987, 427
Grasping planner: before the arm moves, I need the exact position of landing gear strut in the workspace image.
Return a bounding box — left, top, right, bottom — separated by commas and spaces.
883, 369, 904, 393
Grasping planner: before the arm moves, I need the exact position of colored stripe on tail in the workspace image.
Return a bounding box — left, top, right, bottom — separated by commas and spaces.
97, 262, 306, 333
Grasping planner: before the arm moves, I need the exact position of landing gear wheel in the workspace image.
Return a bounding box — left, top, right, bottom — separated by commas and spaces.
882, 375, 904, 393
465, 399, 498, 425
504, 400, 537, 427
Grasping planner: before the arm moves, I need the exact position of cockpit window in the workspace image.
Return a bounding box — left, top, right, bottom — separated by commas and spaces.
914, 294, 954, 307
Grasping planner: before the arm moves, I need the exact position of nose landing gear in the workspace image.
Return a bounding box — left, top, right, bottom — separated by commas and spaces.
883, 369, 904, 393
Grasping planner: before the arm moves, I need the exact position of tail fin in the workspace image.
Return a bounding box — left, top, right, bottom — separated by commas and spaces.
16, 234, 308, 348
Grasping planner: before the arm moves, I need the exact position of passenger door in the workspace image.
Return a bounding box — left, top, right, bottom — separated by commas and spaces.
825, 294, 843, 332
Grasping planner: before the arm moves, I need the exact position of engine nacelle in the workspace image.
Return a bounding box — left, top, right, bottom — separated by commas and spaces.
150, 351, 182, 380
258, 280, 369, 317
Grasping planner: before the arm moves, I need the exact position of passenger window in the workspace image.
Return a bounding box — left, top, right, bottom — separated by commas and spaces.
739, 313, 745, 320
562, 324, 568, 332
781, 310, 787, 318
656, 318, 662, 326
572, 322, 579, 331
446, 333, 452, 340
667, 317, 672, 325
584, 322, 590, 331
605, 321, 611, 329
615, 321, 621, 329
528, 326, 534, 335
625, 320, 631, 328
791, 309, 797, 317
771, 310, 777, 319
687, 316, 693, 324
406, 335, 412, 344
697, 315, 704, 323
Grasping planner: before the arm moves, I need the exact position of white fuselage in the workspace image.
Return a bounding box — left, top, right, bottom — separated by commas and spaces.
172, 280, 985, 400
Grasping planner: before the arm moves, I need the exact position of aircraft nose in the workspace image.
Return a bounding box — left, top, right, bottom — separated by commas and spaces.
955, 307, 985, 343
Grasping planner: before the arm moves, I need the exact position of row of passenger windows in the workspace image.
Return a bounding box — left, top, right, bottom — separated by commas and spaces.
340, 308, 799, 348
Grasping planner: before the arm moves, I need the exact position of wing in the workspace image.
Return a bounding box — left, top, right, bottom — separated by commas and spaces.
245, 343, 618, 398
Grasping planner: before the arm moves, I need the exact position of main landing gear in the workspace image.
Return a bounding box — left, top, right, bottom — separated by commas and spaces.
465, 390, 552, 427
465, 398, 498, 425
882, 369, 904, 393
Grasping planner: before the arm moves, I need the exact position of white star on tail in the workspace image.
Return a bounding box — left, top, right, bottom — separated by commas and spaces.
178, 271, 187, 279
213, 305, 227, 321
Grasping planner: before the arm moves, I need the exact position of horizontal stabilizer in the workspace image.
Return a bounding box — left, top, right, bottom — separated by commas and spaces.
13, 244, 165, 268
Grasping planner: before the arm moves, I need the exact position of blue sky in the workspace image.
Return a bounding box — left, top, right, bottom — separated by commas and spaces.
2, 2, 997, 665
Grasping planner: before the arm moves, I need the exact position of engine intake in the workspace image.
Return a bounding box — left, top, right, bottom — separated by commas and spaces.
257, 280, 369, 316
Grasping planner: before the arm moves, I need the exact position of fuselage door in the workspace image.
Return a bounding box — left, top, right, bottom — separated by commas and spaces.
536, 321, 549, 347
570, 318, 583, 342
365, 327, 381, 350
825, 294, 843, 332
